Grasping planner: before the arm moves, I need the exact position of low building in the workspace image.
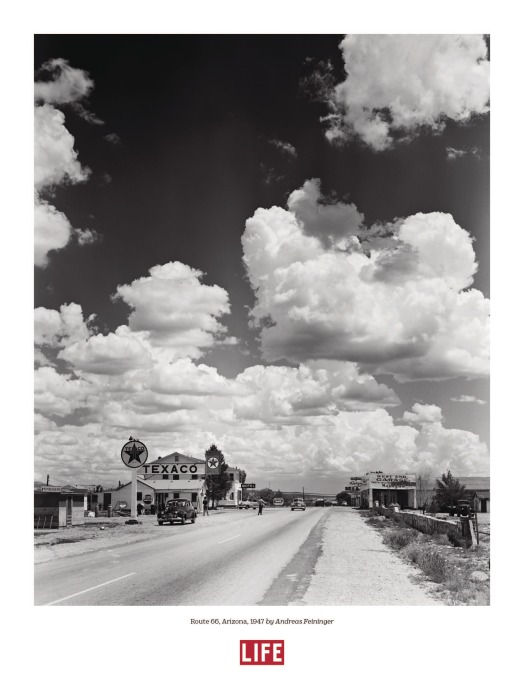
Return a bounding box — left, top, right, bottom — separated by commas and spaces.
416, 475, 490, 513
105, 451, 209, 513
217, 467, 243, 507
346, 472, 417, 509
34, 483, 90, 528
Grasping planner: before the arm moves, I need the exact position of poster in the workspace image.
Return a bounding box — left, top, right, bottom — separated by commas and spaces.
10, 2, 520, 696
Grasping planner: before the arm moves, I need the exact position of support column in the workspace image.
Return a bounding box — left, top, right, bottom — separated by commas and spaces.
131, 468, 137, 519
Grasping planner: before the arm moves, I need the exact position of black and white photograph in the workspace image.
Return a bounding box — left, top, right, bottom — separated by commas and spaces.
32, 32, 492, 609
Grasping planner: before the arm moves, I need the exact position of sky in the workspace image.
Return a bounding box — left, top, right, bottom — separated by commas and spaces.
34, 34, 490, 492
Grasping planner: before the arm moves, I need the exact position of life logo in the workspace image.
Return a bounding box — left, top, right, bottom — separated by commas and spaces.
240, 640, 284, 665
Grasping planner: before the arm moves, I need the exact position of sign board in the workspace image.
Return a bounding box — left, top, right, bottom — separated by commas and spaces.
205, 446, 222, 476
369, 473, 416, 489
139, 462, 204, 476
121, 439, 148, 468
242, 483, 256, 489
40, 486, 62, 493
143, 494, 153, 504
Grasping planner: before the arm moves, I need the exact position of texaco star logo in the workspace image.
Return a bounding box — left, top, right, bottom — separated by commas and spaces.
121, 438, 148, 469
207, 457, 219, 470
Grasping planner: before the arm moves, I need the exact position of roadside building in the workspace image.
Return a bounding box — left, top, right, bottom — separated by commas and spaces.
463, 477, 490, 513
34, 483, 90, 528
346, 472, 418, 509
217, 466, 243, 507
105, 451, 208, 514
416, 475, 490, 513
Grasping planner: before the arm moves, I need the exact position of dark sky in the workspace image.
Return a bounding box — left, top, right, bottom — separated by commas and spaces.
34, 35, 490, 480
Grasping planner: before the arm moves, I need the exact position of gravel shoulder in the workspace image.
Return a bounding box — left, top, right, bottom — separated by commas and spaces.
302, 508, 443, 605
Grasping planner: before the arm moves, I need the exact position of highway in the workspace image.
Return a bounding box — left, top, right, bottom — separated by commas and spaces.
34, 508, 327, 606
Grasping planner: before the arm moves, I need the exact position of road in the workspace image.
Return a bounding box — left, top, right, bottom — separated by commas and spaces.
35, 508, 327, 606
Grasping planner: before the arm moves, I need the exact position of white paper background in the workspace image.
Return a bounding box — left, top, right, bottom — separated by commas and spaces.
2, 2, 520, 696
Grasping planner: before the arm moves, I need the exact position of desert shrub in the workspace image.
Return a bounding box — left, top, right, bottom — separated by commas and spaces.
417, 549, 448, 583
384, 528, 418, 550
365, 516, 387, 528
433, 534, 449, 546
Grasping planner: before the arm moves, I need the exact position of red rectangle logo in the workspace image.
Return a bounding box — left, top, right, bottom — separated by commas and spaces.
240, 640, 285, 665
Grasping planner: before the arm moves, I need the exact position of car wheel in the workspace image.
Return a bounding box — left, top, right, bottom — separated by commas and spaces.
169, 521, 174, 525
191, 516, 195, 524
181, 515, 186, 525
158, 521, 163, 526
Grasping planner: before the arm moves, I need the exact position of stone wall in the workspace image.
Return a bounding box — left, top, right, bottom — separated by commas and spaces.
375, 505, 467, 537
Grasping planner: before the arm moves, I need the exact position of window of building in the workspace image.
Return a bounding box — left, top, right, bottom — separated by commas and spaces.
163, 475, 169, 480
229, 473, 234, 480
174, 454, 179, 462
137, 492, 143, 500
191, 474, 198, 480
173, 493, 179, 499
191, 493, 197, 503
173, 475, 179, 480
230, 492, 234, 500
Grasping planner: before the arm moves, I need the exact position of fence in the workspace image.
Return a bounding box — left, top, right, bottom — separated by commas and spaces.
34, 515, 58, 529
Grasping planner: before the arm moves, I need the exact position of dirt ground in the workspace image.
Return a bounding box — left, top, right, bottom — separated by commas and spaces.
302, 509, 444, 605
34, 509, 247, 564
361, 511, 490, 605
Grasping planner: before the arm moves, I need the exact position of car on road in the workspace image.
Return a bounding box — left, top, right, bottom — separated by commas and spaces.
314, 498, 325, 507
291, 498, 306, 511
238, 501, 258, 510
158, 499, 197, 525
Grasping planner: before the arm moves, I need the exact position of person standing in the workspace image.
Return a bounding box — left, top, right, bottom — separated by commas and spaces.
258, 499, 264, 516
203, 496, 209, 516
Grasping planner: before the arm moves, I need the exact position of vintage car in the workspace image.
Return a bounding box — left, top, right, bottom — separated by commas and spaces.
291, 498, 306, 511
157, 499, 197, 525
238, 500, 259, 510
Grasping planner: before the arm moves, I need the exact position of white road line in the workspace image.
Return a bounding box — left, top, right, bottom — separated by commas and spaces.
217, 535, 241, 544
45, 572, 136, 606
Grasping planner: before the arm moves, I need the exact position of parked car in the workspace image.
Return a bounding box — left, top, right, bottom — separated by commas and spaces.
238, 501, 258, 510
158, 499, 197, 525
291, 498, 306, 511
314, 498, 325, 507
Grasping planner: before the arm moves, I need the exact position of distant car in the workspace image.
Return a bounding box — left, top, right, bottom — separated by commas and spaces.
315, 498, 325, 507
324, 500, 332, 507
291, 498, 306, 511
330, 501, 338, 507
238, 501, 258, 510
158, 499, 196, 525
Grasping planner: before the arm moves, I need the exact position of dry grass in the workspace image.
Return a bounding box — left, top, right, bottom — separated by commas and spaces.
362, 510, 490, 605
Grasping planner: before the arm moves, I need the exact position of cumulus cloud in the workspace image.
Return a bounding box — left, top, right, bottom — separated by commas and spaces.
451, 394, 487, 405
34, 367, 92, 417
233, 361, 399, 423
34, 302, 94, 348
34, 104, 90, 191
113, 262, 232, 360
34, 59, 100, 266
402, 403, 443, 424
321, 35, 489, 150
35, 58, 94, 105
287, 178, 364, 245
242, 180, 489, 381
34, 287, 489, 485
59, 327, 153, 375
